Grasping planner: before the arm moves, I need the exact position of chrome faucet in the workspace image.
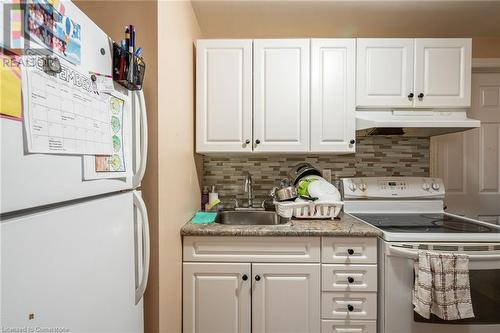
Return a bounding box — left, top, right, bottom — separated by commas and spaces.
244, 172, 254, 208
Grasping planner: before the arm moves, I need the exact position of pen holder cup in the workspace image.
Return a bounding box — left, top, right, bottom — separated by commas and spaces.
112, 43, 145, 91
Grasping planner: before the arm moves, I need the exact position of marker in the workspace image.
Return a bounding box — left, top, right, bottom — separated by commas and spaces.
124, 26, 130, 51
128, 25, 135, 83
129, 25, 134, 53
119, 40, 126, 80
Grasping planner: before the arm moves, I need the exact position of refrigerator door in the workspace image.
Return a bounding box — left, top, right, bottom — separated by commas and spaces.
1, 1, 148, 214
1, 190, 149, 332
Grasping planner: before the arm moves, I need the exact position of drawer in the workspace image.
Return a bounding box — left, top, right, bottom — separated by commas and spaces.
322, 237, 377, 264
321, 320, 376, 333
183, 236, 321, 262
322, 292, 377, 320
322, 264, 377, 292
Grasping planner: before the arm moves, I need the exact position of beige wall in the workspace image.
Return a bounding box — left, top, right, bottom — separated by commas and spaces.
192, 0, 500, 58
157, 1, 202, 333
473, 37, 500, 58
73, 1, 160, 332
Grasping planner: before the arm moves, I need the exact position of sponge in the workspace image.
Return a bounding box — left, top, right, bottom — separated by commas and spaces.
205, 198, 221, 211
191, 212, 217, 224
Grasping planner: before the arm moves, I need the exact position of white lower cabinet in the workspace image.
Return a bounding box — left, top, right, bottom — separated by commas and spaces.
321, 320, 377, 333
183, 262, 320, 333
183, 236, 377, 333
321, 238, 378, 333
322, 264, 377, 292
183, 262, 251, 333
252, 263, 320, 333
321, 292, 377, 320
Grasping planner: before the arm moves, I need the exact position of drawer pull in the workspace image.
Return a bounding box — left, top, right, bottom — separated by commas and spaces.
347, 249, 355, 255
347, 304, 354, 312
347, 276, 354, 284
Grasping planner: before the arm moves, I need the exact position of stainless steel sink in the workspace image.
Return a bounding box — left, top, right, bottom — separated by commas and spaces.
216, 210, 288, 225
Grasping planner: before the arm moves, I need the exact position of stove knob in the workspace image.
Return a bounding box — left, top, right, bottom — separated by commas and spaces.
432, 183, 440, 191
422, 183, 430, 191
358, 183, 367, 191
348, 183, 356, 192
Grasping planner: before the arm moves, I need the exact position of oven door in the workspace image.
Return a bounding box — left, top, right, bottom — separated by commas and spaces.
380, 241, 500, 333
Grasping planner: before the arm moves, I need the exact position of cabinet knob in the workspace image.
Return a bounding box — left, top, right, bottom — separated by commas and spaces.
347, 277, 354, 284
349, 139, 356, 145
408, 93, 414, 101
242, 274, 248, 281
347, 304, 354, 312
255, 275, 261, 281
244, 139, 250, 144
347, 248, 355, 255
255, 139, 261, 145
418, 93, 424, 100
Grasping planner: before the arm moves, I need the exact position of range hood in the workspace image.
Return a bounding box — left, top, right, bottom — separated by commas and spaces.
356, 110, 480, 137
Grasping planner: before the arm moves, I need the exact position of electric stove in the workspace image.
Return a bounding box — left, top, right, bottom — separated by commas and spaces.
342, 177, 500, 242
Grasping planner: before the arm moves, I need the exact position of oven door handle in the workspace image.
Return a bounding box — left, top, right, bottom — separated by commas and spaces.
387, 245, 500, 261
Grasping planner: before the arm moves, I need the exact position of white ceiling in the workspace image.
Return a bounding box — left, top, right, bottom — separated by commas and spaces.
191, 0, 500, 38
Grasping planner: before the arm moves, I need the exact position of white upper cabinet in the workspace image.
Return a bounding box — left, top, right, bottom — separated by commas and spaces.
356, 39, 414, 108
311, 39, 356, 153
196, 40, 253, 153
414, 38, 472, 108
356, 38, 471, 109
196, 38, 472, 154
253, 39, 310, 152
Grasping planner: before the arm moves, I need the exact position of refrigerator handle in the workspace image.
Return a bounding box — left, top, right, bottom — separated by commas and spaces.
133, 90, 148, 188
133, 191, 150, 304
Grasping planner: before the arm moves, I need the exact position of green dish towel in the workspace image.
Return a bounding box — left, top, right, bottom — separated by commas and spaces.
191, 212, 217, 224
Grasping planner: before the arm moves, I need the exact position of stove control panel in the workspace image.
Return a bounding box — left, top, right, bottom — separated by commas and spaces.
342, 177, 445, 199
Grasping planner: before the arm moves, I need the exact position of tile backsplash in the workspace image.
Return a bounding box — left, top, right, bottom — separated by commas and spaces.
203, 136, 430, 204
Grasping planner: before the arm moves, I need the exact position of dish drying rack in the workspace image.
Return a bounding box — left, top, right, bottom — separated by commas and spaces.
275, 201, 344, 220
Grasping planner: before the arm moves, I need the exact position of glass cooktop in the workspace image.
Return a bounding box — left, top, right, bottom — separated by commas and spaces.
351, 213, 500, 233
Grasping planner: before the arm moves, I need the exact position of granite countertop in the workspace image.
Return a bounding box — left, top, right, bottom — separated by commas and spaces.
180, 213, 382, 237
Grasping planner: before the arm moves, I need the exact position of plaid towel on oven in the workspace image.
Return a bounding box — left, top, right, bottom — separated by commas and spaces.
413, 251, 475, 320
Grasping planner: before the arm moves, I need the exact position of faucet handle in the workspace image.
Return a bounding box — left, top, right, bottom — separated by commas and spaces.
233, 198, 239, 209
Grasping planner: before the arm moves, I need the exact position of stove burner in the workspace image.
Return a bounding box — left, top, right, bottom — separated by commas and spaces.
428, 218, 494, 233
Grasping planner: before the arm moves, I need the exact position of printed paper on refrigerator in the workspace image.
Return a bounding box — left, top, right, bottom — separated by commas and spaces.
22, 55, 114, 155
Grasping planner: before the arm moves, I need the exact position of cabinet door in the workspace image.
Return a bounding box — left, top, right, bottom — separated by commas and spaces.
252, 263, 320, 333
196, 40, 253, 152
356, 39, 414, 107
311, 39, 356, 152
253, 39, 310, 152
183, 263, 251, 333
414, 38, 472, 108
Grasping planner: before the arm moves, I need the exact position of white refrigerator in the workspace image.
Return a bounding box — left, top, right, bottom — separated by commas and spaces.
0, 2, 149, 331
